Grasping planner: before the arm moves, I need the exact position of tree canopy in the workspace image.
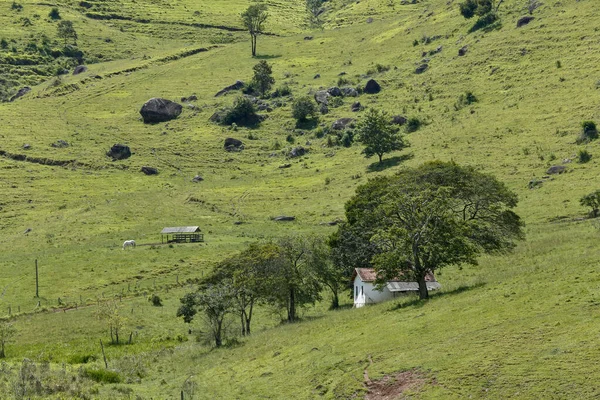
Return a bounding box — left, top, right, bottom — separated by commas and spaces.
56, 20, 77, 46
252, 60, 275, 97
356, 108, 408, 164
241, 5, 268, 57
338, 161, 524, 299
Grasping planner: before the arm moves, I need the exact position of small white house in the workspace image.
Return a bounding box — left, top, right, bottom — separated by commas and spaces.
352, 268, 441, 308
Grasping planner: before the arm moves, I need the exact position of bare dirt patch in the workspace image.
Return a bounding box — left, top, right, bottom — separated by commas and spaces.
365, 369, 430, 400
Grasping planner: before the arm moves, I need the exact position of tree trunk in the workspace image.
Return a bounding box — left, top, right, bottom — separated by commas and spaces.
331, 290, 339, 309
110, 327, 114, 344
215, 319, 223, 347
115, 328, 119, 345
240, 311, 246, 336
245, 301, 254, 335
251, 35, 257, 57
288, 288, 296, 322
417, 274, 429, 300
0, 342, 5, 358
378, 153, 383, 164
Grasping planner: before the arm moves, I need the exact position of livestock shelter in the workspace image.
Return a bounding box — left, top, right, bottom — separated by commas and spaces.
161, 226, 204, 243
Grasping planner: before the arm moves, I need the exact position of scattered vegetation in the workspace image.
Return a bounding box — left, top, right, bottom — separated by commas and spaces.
251, 60, 275, 97
292, 96, 317, 122
223, 97, 260, 126
356, 108, 408, 163
578, 149, 591, 163
580, 190, 600, 218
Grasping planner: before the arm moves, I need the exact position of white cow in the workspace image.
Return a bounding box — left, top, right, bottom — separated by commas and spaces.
122, 240, 136, 250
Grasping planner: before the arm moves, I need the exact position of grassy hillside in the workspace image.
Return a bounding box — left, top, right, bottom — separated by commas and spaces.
1, 0, 600, 398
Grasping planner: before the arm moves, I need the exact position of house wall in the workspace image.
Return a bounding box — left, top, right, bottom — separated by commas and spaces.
353, 276, 395, 308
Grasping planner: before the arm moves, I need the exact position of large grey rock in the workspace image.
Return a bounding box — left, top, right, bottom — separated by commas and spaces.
141, 166, 158, 175
458, 45, 468, 56
272, 215, 295, 221
517, 15, 534, 28
332, 118, 355, 130
215, 81, 245, 97
415, 63, 429, 74
351, 102, 362, 112
224, 138, 244, 152
314, 90, 330, 105
107, 144, 131, 160
547, 165, 567, 175
140, 98, 182, 123
73, 65, 87, 75
327, 87, 342, 97
289, 146, 307, 158
342, 87, 359, 97
319, 103, 329, 115
9, 87, 31, 102
391, 115, 407, 125
51, 140, 69, 148
364, 79, 381, 94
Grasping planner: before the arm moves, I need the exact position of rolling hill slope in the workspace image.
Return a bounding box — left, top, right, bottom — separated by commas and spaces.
0, 0, 600, 398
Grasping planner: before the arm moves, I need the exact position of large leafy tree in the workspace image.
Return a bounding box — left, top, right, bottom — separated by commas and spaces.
356, 108, 408, 164
340, 161, 524, 299
241, 4, 268, 57
56, 20, 77, 46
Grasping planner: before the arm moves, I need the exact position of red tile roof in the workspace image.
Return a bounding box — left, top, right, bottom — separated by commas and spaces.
353, 268, 437, 283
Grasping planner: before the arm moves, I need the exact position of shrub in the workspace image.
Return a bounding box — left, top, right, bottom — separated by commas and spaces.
11, 1, 23, 11
337, 77, 351, 86
84, 369, 122, 383
578, 149, 592, 163
314, 127, 325, 138
49, 7, 61, 20
0, 39, 7, 49
272, 83, 291, 97
292, 96, 317, 122
223, 97, 260, 126
375, 64, 390, 73
580, 190, 600, 218
459, 0, 492, 19
454, 91, 478, 110
582, 121, 598, 138
149, 294, 162, 306
286, 134, 295, 143
469, 12, 499, 33
341, 131, 354, 147
405, 117, 422, 133
329, 96, 344, 108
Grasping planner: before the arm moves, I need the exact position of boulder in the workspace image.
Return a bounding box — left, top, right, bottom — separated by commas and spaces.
327, 87, 342, 97
332, 118, 355, 130
279, 163, 292, 169
181, 94, 198, 102
342, 87, 359, 97
517, 15, 534, 28
141, 166, 158, 175
107, 144, 131, 160
366, 17, 374, 23
224, 138, 244, 152
415, 63, 429, 74
51, 140, 69, 148
139, 98, 182, 123
391, 115, 407, 125
319, 103, 329, 115
209, 111, 225, 123
304, 36, 313, 40
314, 90, 330, 105
23, 144, 31, 150
215, 80, 245, 97
9, 87, 31, 102
192, 175, 204, 182
73, 65, 87, 75
272, 215, 295, 221
458, 45, 468, 56
547, 165, 567, 175
313, 74, 321, 79
364, 79, 381, 94
289, 146, 307, 158
351, 102, 362, 112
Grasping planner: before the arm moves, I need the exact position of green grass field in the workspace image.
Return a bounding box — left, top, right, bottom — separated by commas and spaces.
1, 0, 600, 397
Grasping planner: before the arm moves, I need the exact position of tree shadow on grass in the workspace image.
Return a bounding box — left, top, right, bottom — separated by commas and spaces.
388, 281, 486, 311
254, 54, 281, 60
295, 118, 319, 130
367, 153, 413, 173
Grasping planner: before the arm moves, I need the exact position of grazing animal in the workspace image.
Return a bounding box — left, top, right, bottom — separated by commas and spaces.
123, 240, 136, 250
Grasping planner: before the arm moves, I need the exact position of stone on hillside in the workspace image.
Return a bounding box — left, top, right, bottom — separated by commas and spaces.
107, 144, 131, 160
304, 36, 313, 40
289, 146, 307, 158
279, 163, 292, 169
139, 98, 182, 123
23, 144, 31, 150
9, 87, 31, 102
224, 138, 244, 152
272, 215, 295, 221
458, 45, 468, 56
364, 79, 381, 94
314, 74, 321, 79
415, 63, 429, 74
51, 140, 69, 148
351, 102, 362, 112
319, 103, 329, 114
215, 80, 245, 97
517, 15, 534, 28
547, 165, 567, 175
314, 90, 330, 105
73, 65, 87, 75
391, 115, 407, 125
192, 175, 204, 182
141, 166, 158, 175
332, 118, 355, 130
366, 17, 374, 23
328, 87, 342, 97
181, 94, 198, 102
342, 87, 359, 97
